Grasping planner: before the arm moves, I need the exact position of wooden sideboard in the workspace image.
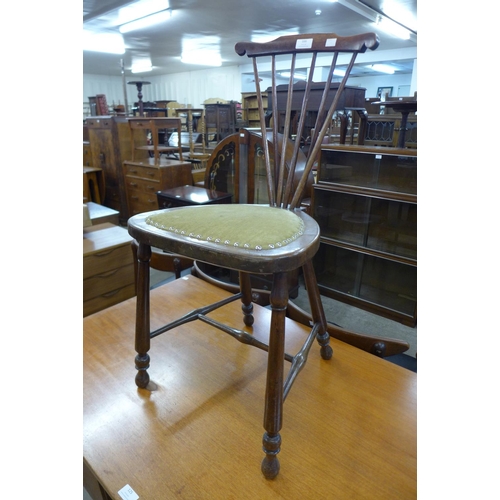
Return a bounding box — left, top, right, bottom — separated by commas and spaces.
83, 223, 135, 317
123, 159, 194, 216
268, 81, 367, 141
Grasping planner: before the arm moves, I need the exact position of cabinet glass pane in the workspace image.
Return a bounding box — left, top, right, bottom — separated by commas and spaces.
313, 189, 417, 260
319, 150, 417, 195
313, 244, 417, 316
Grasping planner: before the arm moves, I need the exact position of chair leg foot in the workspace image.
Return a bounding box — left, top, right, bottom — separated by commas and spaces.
135, 354, 150, 388
320, 344, 333, 360
261, 432, 281, 479
317, 331, 333, 360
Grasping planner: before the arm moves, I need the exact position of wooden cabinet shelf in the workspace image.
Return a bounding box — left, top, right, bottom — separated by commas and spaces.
241, 93, 268, 128
312, 145, 417, 326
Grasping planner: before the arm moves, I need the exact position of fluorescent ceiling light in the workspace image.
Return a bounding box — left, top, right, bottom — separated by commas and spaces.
370, 64, 395, 74
333, 68, 346, 77
131, 62, 153, 73
83, 31, 125, 54
375, 16, 410, 40
181, 36, 221, 66
117, 0, 170, 25
181, 51, 222, 66
119, 9, 172, 33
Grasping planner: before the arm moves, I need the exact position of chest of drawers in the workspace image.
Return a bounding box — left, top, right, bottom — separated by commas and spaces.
83, 223, 135, 317
123, 159, 193, 216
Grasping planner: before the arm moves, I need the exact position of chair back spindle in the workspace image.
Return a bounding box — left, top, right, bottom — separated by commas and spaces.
235, 32, 379, 209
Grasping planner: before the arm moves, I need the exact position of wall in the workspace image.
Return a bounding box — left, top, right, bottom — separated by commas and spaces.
83, 60, 415, 114
83, 66, 242, 113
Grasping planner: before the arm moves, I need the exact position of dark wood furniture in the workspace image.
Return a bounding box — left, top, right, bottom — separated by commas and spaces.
86, 115, 148, 223
312, 144, 417, 326
127, 80, 150, 116
358, 113, 417, 148
204, 102, 236, 141
83, 140, 92, 166
83, 223, 135, 317
128, 32, 379, 479
123, 159, 194, 217
83, 166, 105, 204
83, 276, 417, 498
157, 185, 232, 208
269, 80, 367, 143
131, 240, 193, 287
373, 99, 417, 148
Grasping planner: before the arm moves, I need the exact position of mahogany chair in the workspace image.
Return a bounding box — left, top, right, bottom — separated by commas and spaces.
128, 32, 379, 479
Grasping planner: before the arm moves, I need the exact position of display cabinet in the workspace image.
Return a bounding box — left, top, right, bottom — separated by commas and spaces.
311, 145, 417, 326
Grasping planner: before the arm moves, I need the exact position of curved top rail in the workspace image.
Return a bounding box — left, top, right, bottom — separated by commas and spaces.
235, 32, 379, 58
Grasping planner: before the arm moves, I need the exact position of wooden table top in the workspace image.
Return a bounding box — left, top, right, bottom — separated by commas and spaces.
83, 275, 416, 499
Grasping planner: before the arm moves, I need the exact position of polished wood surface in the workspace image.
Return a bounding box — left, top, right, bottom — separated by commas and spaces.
83, 276, 416, 499
157, 185, 232, 208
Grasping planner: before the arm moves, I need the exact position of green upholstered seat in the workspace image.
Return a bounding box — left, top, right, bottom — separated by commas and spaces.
146, 204, 305, 251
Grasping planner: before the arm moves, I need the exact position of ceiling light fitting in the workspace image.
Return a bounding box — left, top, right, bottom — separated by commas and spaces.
131, 62, 153, 73
119, 9, 172, 33
181, 52, 222, 67
83, 31, 125, 54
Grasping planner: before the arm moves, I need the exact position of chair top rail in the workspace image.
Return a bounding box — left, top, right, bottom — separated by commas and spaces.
235, 32, 379, 58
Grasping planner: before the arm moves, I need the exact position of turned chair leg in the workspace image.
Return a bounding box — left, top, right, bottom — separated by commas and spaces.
239, 271, 254, 327
261, 272, 288, 479
135, 242, 152, 388
302, 260, 333, 360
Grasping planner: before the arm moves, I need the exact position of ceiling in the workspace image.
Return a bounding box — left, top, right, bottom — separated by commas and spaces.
83, 0, 417, 78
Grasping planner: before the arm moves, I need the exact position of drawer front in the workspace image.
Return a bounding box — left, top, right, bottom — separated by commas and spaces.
128, 194, 159, 215
125, 176, 160, 195
83, 283, 136, 317
83, 263, 135, 301
86, 117, 113, 129
124, 163, 161, 181
83, 244, 133, 279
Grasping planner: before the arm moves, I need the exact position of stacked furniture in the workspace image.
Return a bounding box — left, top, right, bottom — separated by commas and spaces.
83, 222, 135, 317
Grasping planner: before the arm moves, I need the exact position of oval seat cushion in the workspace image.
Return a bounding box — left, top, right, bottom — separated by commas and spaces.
146, 204, 305, 250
